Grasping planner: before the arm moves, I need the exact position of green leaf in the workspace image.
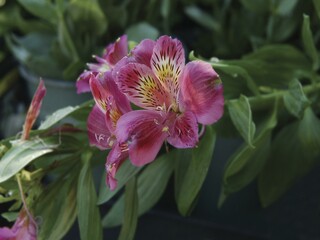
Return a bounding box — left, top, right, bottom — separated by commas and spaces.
77, 153, 103, 240
36, 170, 78, 240
236, 45, 311, 88
0, 138, 57, 183
313, 0, 320, 20
240, 0, 269, 13
67, 0, 107, 36
97, 160, 141, 205
258, 107, 320, 207
222, 105, 277, 196
126, 22, 159, 42
175, 126, 216, 216
273, 0, 298, 16
17, 0, 57, 24
39, 106, 79, 129
118, 177, 138, 240
102, 152, 174, 227
1, 212, 19, 222
302, 14, 319, 71
283, 79, 310, 118
228, 95, 256, 147
185, 5, 219, 31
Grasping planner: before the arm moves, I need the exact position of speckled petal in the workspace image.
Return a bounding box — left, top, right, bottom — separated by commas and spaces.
116, 110, 168, 166
116, 63, 171, 110
167, 111, 198, 148
151, 35, 185, 99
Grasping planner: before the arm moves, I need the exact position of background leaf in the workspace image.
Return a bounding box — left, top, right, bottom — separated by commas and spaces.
118, 177, 138, 240
102, 152, 174, 227
77, 152, 103, 240
283, 79, 310, 118
228, 95, 256, 147
301, 14, 319, 71
258, 107, 320, 207
175, 126, 216, 216
36, 169, 78, 240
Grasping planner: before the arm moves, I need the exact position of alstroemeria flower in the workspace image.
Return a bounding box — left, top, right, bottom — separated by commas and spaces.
0, 209, 37, 240
76, 35, 128, 94
88, 71, 131, 190
115, 35, 224, 166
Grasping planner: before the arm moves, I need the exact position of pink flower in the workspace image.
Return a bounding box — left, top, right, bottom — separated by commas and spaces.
76, 35, 128, 94
87, 71, 131, 190
114, 35, 224, 166
0, 209, 37, 240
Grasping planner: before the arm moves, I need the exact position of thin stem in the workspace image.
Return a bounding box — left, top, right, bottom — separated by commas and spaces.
16, 174, 33, 219
228, 81, 320, 110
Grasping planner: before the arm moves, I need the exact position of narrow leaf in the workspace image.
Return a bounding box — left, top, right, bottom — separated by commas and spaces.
77, 152, 103, 240
36, 170, 78, 240
302, 14, 319, 71
103, 152, 174, 227
97, 160, 140, 205
258, 107, 320, 207
283, 79, 310, 118
118, 177, 138, 240
176, 126, 216, 216
0, 138, 56, 183
228, 95, 256, 147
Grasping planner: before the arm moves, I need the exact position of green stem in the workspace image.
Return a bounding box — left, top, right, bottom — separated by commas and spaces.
228, 82, 320, 110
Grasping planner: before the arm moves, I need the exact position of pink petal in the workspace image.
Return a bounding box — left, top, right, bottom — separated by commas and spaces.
90, 72, 131, 119
21, 79, 46, 140
180, 61, 224, 125
6, 209, 38, 240
167, 111, 198, 148
131, 39, 156, 67
116, 110, 168, 166
103, 35, 128, 67
87, 105, 113, 150
0, 227, 16, 239
105, 143, 128, 190
116, 63, 171, 110
76, 71, 95, 94
151, 35, 185, 99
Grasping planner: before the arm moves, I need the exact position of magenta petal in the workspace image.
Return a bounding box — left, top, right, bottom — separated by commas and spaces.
0, 227, 16, 238
116, 63, 171, 110
76, 71, 94, 94
167, 111, 198, 148
116, 110, 168, 166
180, 61, 224, 125
104, 35, 128, 67
105, 144, 128, 190
87, 105, 112, 150
131, 39, 156, 67
151, 35, 185, 98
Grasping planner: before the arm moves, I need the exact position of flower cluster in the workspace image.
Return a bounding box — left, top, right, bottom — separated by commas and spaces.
77, 35, 224, 190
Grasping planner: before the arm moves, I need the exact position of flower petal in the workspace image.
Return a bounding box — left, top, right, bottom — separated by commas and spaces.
90, 71, 131, 119
103, 35, 128, 67
0, 227, 16, 238
180, 61, 224, 125
76, 71, 99, 94
105, 143, 128, 190
21, 79, 46, 140
151, 35, 185, 99
87, 105, 112, 149
116, 110, 168, 166
117, 63, 171, 110
167, 111, 198, 148
131, 39, 156, 67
